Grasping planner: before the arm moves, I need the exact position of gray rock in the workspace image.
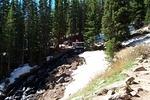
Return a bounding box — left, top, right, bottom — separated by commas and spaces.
64, 76, 72, 82
109, 94, 131, 100
126, 77, 135, 85
56, 77, 64, 83
71, 61, 78, 70
134, 67, 147, 72
130, 90, 138, 97
97, 89, 109, 96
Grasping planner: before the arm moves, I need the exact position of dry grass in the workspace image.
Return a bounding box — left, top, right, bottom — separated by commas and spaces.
70, 44, 150, 100
103, 44, 150, 79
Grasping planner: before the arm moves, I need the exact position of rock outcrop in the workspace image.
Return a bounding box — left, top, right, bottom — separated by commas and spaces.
37, 56, 84, 100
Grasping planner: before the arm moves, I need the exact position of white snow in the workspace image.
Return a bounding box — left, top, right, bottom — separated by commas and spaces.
143, 26, 150, 32
0, 64, 35, 92
62, 50, 109, 100
128, 25, 136, 35
129, 25, 150, 35
8, 64, 33, 84
46, 56, 54, 61
122, 33, 150, 46
2, 52, 6, 56
136, 25, 150, 34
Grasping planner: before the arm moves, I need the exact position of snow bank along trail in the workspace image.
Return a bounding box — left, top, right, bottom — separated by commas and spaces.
62, 50, 109, 100
0, 64, 36, 95
122, 33, 150, 46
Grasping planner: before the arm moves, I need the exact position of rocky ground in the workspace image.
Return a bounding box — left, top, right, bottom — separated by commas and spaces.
37, 56, 85, 100
93, 54, 150, 100
1, 50, 85, 100
34, 50, 108, 100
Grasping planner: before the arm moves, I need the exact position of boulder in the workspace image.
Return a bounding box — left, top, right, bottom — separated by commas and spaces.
126, 77, 135, 85
137, 88, 144, 92
144, 60, 149, 63
56, 77, 64, 83
64, 77, 72, 82
134, 67, 147, 72
64, 64, 71, 69
119, 94, 131, 100
109, 94, 131, 100
126, 85, 133, 94
130, 90, 139, 97
97, 89, 109, 96
64, 70, 72, 75
71, 61, 78, 70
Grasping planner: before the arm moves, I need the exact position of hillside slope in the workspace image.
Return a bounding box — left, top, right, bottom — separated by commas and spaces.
93, 52, 150, 100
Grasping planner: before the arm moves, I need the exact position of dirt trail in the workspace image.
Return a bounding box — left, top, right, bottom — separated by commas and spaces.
62, 51, 109, 100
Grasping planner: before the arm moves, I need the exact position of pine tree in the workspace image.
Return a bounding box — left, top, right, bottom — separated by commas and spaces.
84, 0, 103, 48
102, 0, 130, 57
0, 0, 3, 57
48, 0, 53, 39
4, 6, 16, 72
39, 0, 52, 56
130, 0, 145, 29
0, 0, 2, 37
84, 0, 95, 48
94, 0, 104, 34
54, 0, 66, 47
68, 0, 79, 36
1, 0, 9, 31
62, 0, 69, 38
145, 0, 150, 24
23, 0, 39, 63
77, 0, 86, 41
0, 0, 10, 66
11, 0, 25, 65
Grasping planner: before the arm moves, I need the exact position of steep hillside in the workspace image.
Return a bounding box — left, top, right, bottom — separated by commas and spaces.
93, 49, 150, 100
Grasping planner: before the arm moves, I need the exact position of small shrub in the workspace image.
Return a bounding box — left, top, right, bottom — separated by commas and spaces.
105, 38, 118, 58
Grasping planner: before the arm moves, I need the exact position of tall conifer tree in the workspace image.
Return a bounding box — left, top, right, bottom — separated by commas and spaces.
102, 0, 130, 57
130, 0, 145, 29
145, 0, 150, 24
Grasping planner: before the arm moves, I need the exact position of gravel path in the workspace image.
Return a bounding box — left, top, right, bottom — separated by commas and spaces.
61, 50, 109, 100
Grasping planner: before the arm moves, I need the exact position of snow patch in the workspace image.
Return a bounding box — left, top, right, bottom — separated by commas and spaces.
143, 26, 150, 32
8, 64, 33, 84
46, 56, 54, 61
0, 64, 35, 92
62, 51, 109, 100
122, 33, 150, 46
2, 52, 7, 56
135, 26, 150, 34
129, 25, 150, 35
128, 25, 136, 35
